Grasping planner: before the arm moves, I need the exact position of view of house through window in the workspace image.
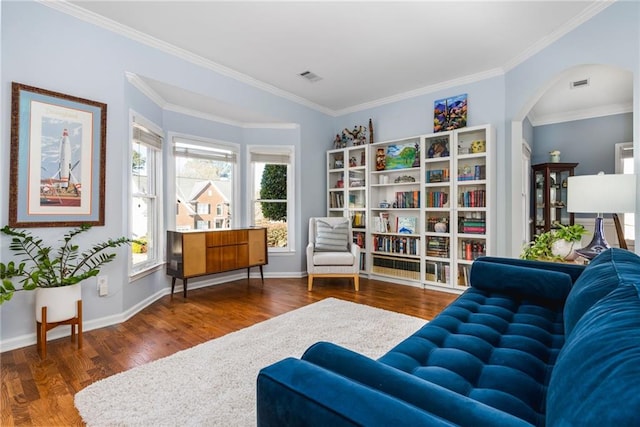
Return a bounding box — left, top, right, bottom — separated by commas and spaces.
250, 146, 294, 251
131, 118, 162, 273
174, 137, 237, 231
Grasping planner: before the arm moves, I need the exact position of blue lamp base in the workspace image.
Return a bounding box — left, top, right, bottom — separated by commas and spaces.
575, 216, 610, 260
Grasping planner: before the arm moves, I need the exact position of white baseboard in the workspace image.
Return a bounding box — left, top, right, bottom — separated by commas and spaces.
0, 271, 306, 353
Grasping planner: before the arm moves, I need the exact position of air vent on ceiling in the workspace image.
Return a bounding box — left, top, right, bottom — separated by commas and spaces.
299, 70, 322, 83
570, 78, 590, 89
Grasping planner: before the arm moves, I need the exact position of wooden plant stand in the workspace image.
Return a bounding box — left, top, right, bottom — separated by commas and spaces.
36, 300, 82, 359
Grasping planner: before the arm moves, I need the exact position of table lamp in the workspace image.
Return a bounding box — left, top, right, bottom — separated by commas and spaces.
567, 172, 636, 259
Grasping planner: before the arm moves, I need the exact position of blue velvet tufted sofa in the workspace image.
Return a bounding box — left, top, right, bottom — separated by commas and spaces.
257, 248, 640, 426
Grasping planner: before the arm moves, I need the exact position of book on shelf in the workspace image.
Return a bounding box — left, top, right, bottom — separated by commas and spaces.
394, 191, 420, 208
426, 191, 449, 208
396, 216, 417, 234
459, 217, 486, 234
330, 192, 344, 208
459, 189, 486, 207
373, 235, 420, 255
426, 168, 450, 183
425, 261, 450, 284
426, 236, 450, 257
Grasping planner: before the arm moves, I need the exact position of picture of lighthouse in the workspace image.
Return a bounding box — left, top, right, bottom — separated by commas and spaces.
59, 128, 72, 188
39, 122, 83, 207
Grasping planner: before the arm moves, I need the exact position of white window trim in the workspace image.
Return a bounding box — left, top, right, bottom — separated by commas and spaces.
247, 145, 295, 253
129, 110, 164, 278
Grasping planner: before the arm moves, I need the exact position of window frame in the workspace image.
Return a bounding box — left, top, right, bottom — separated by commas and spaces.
129, 111, 164, 278
172, 134, 240, 231
248, 145, 295, 253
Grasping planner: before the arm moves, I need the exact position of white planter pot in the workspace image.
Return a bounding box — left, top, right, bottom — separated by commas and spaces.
35, 283, 82, 323
551, 239, 582, 261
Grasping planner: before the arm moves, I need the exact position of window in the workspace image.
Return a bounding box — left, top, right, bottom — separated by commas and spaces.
249, 146, 295, 252
174, 136, 238, 231
130, 115, 163, 274
615, 142, 634, 241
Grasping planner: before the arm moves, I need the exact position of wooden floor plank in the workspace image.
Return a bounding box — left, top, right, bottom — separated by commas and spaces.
0, 277, 457, 426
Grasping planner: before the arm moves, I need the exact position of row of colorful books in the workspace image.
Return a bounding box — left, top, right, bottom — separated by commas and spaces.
459, 217, 486, 234
372, 255, 420, 280
426, 191, 449, 208
459, 190, 486, 208
460, 240, 486, 260
426, 236, 450, 258
395, 191, 420, 208
329, 192, 344, 208
372, 235, 420, 255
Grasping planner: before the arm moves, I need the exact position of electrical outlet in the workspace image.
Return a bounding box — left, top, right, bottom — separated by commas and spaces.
97, 276, 108, 297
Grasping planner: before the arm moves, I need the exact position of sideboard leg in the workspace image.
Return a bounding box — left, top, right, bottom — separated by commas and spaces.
183, 278, 188, 298
260, 265, 264, 285
171, 277, 176, 297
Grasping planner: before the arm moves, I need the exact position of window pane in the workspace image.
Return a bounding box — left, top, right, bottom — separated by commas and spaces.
254, 201, 288, 248
176, 155, 232, 231
132, 196, 154, 266
132, 142, 149, 194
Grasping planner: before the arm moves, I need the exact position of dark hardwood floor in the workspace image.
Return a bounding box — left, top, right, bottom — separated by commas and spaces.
0, 277, 457, 426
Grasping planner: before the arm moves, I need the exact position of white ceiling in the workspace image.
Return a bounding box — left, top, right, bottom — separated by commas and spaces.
58, 1, 631, 124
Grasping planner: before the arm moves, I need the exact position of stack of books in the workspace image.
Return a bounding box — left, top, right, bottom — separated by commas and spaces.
459, 217, 486, 234
426, 236, 449, 258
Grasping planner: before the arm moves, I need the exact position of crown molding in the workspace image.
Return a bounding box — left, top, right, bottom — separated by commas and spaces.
503, 1, 615, 72
125, 72, 167, 108
527, 101, 632, 126
335, 68, 505, 116
39, 1, 335, 117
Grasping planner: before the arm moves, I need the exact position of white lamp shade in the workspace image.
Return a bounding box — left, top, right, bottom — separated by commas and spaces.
567, 174, 636, 213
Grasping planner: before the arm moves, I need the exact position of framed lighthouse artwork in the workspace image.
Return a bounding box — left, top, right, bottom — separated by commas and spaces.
9, 82, 107, 227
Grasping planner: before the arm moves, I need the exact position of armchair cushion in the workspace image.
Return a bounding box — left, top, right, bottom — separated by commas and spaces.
313, 251, 356, 266
315, 219, 350, 252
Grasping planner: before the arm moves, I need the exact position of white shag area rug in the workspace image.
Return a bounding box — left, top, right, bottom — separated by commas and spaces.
74, 297, 426, 427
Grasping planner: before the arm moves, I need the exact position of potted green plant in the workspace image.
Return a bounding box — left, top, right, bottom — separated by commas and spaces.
521, 224, 587, 261
0, 225, 131, 320
551, 224, 587, 260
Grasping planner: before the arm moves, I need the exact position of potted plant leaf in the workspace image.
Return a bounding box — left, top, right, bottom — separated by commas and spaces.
521, 224, 587, 261
0, 225, 132, 322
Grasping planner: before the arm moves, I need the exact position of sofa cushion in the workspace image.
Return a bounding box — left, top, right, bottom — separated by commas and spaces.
312, 251, 355, 266
547, 281, 640, 425
471, 260, 572, 302
563, 248, 640, 336
315, 219, 349, 252
378, 288, 565, 426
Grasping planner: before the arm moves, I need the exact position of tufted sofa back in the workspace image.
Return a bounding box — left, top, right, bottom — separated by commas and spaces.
378, 262, 574, 426
546, 248, 640, 426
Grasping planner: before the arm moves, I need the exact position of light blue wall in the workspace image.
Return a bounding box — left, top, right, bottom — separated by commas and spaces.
532, 113, 633, 174
1, 0, 639, 346
504, 1, 640, 256
0, 1, 331, 344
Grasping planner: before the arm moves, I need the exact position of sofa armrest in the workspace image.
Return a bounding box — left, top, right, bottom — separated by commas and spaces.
300, 342, 533, 427
349, 240, 361, 260
470, 259, 573, 301
477, 256, 585, 283
306, 242, 314, 272
257, 358, 455, 427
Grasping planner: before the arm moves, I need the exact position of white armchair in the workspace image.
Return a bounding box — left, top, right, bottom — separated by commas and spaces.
306, 217, 360, 291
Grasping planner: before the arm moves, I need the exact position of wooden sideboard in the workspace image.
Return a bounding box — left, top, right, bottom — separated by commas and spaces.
166, 227, 268, 297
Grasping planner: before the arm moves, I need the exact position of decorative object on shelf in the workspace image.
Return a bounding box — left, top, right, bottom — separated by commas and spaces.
412, 141, 421, 167
434, 221, 448, 233
470, 140, 486, 154
342, 125, 368, 146
385, 142, 417, 169
333, 156, 344, 169
375, 148, 386, 171
433, 93, 467, 133
378, 175, 388, 185
378, 201, 391, 208
397, 217, 417, 234
567, 172, 636, 260
333, 134, 345, 149
394, 175, 416, 183
549, 150, 561, 162
427, 138, 450, 158
10, 82, 107, 227
349, 157, 357, 167
368, 118, 374, 144
336, 180, 344, 188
